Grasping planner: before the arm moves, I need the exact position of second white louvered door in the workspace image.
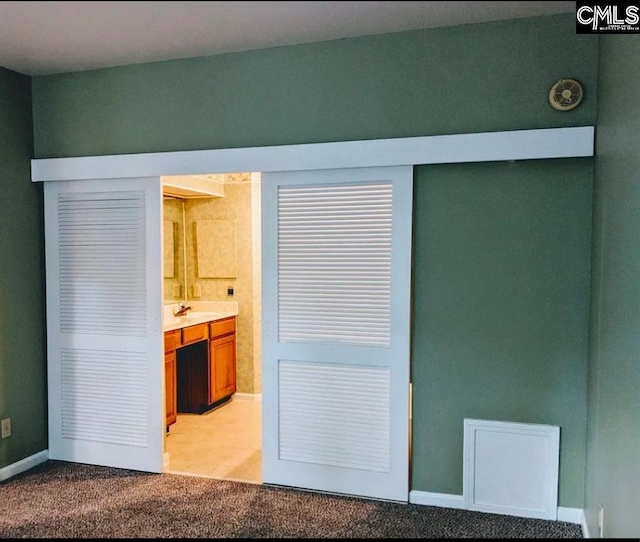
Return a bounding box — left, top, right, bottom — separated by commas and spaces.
262, 166, 413, 502
44, 178, 163, 472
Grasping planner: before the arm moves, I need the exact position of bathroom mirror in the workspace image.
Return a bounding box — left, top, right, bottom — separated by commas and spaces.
195, 218, 238, 278
163, 221, 176, 278
163, 196, 187, 302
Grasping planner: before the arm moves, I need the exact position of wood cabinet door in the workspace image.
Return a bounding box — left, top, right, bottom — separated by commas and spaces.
209, 334, 236, 404
164, 329, 181, 351
165, 351, 177, 427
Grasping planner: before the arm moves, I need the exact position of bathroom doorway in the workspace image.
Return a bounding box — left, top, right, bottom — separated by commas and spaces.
161, 172, 262, 484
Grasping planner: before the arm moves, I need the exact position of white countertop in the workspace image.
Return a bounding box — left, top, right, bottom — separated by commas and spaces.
163, 310, 237, 333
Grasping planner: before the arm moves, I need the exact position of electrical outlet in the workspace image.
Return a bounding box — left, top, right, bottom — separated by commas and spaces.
192, 284, 202, 298
172, 284, 182, 297
598, 504, 604, 538
1, 418, 11, 439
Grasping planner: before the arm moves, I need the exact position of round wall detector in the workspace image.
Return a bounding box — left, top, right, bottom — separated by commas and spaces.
549, 78, 583, 111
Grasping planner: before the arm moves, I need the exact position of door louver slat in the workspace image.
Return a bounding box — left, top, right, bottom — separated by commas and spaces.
61, 348, 147, 447
58, 191, 146, 337
278, 183, 392, 348
278, 361, 390, 472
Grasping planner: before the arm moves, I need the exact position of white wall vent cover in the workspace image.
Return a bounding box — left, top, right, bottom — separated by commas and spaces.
463, 419, 560, 520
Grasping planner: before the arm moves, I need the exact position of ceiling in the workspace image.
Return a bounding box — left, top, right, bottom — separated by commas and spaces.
0, 1, 575, 76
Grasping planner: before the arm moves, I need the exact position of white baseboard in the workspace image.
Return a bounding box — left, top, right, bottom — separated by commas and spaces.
410, 490, 585, 531
0, 450, 49, 482
233, 393, 262, 402
557, 507, 583, 524
582, 510, 591, 538
409, 490, 465, 509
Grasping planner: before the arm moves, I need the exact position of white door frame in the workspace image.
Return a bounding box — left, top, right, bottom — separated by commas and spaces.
31, 127, 594, 484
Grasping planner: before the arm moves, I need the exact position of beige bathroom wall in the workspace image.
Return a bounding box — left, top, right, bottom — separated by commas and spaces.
185, 173, 261, 394
163, 197, 185, 302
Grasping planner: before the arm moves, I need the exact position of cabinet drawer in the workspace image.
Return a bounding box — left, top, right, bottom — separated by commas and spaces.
164, 330, 181, 352
210, 317, 236, 338
182, 323, 209, 345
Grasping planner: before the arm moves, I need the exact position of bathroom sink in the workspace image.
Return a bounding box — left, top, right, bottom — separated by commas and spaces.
178, 315, 208, 325
167, 315, 203, 325
181, 312, 224, 322
163, 311, 235, 331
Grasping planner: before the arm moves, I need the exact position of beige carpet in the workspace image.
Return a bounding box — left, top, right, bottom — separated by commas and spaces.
0, 461, 582, 538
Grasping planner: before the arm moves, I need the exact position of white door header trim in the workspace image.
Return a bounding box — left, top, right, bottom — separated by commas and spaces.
32, 126, 594, 182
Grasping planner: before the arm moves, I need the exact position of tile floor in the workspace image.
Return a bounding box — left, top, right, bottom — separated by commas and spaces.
164, 397, 262, 483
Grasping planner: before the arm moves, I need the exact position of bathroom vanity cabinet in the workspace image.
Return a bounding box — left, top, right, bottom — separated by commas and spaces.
163, 315, 237, 429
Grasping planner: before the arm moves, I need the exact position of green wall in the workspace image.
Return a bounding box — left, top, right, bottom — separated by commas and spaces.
585, 36, 640, 537
0, 68, 47, 469
412, 159, 593, 507
32, 14, 596, 159
28, 13, 597, 506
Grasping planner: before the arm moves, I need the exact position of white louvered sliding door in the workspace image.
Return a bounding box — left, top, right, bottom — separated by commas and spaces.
262, 166, 413, 502
44, 178, 163, 472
